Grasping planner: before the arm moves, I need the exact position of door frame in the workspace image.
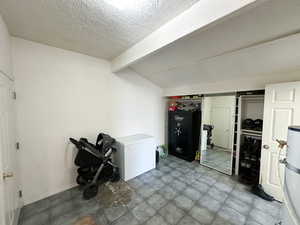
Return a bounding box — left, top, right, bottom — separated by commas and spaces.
0, 73, 22, 225
0, 74, 6, 225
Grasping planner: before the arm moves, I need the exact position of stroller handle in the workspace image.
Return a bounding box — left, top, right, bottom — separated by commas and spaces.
69, 135, 116, 160
70, 138, 80, 147
69, 137, 103, 159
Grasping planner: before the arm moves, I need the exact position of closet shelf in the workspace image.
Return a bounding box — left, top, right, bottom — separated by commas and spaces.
241, 132, 262, 138
241, 129, 262, 135
172, 99, 202, 102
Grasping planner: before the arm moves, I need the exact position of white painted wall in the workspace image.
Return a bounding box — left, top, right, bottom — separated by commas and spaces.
12, 38, 164, 205
109, 69, 164, 145
202, 97, 212, 124
0, 14, 12, 79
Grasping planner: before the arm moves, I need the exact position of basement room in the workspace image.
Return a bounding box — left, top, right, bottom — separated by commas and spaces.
1, 0, 300, 225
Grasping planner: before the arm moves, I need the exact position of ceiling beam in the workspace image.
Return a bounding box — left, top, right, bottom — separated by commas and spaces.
111, 0, 264, 73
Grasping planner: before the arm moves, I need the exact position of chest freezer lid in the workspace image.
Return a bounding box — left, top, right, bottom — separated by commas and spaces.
116, 134, 154, 145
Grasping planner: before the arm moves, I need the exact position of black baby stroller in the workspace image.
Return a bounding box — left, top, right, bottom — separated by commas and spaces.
69, 133, 120, 200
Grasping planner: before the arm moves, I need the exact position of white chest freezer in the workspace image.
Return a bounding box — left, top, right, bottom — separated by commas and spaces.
114, 134, 156, 181
282, 126, 300, 225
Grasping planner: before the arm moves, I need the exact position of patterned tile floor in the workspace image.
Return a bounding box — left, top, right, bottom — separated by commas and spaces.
19, 155, 282, 225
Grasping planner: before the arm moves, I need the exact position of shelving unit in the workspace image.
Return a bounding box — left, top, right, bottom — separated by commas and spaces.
232, 95, 240, 174
234, 91, 265, 184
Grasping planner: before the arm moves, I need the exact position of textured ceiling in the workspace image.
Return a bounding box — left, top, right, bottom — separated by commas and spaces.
0, 0, 200, 59
130, 0, 300, 88
138, 34, 300, 88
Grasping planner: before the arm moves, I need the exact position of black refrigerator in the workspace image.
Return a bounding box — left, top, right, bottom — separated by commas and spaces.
168, 110, 201, 162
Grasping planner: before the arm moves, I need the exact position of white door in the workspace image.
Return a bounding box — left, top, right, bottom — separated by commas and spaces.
261, 81, 300, 201
211, 107, 231, 149
0, 75, 21, 225
209, 95, 236, 150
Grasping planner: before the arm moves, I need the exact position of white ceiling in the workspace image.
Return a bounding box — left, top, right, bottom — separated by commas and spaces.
0, 0, 200, 59
1, 0, 300, 90
130, 0, 300, 88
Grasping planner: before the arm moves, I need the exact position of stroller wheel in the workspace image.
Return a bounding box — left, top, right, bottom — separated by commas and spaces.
83, 184, 98, 200
76, 176, 87, 186
110, 168, 121, 182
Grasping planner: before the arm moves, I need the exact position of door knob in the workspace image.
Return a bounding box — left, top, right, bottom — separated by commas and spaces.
3, 172, 14, 179
263, 145, 270, 150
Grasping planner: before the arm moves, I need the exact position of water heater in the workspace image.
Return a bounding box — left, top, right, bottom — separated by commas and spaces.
282, 126, 300, 225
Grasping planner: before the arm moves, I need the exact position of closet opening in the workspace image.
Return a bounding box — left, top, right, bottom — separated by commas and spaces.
235, 90, 265, 186
166, 90, 266, 181
167, 93, 237, 176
